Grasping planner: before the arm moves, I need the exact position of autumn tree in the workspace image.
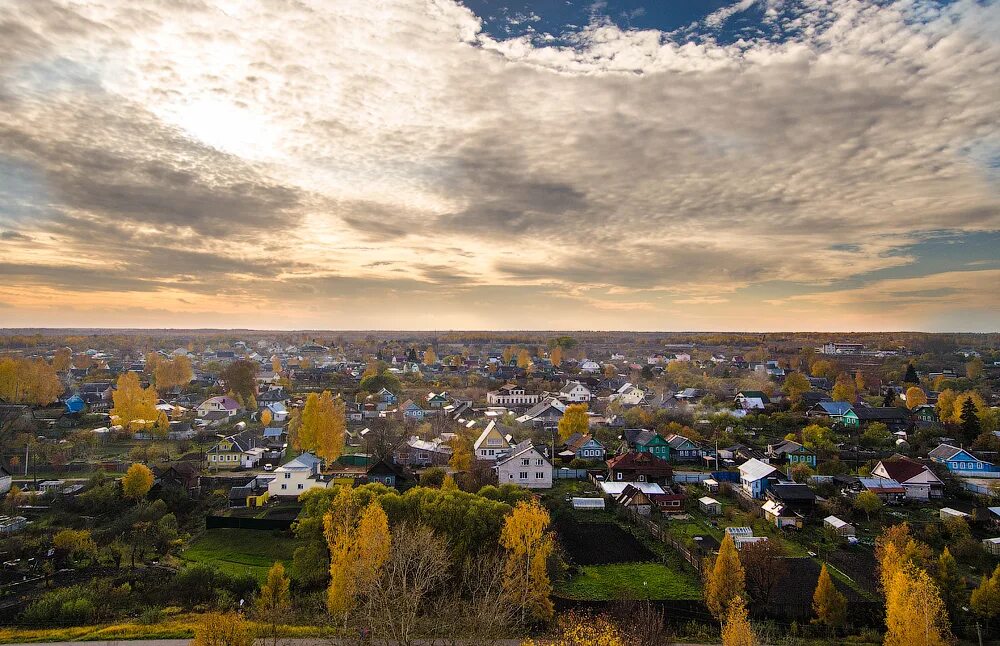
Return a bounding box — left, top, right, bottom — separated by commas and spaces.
154, 356, 194, 392
854, 369, 866, 392
522, 612, 627, 646
739, 539, 787, 604
0, 357, 63, 405
970, 564, 1000, 620
52, 347, 72, 372
501, 500, 555, 624
811, 360, 838, 380
903, 386, 927, 410
287, 408, 302, 450
812, 564, 846, 632
260, 408, 273, 427
517, 349, 531, 369
111, 372, 158, 428
53, 528, 97, 566
831, 372, 856, 403
781, 372, 811, 408
558, 403, 589, 442
721, 596, 757, 646
255, 561, 291, 646
220, 360, 258, 402
884, 563, 952, 646
449, 436, 472, 473
423, 347, 437, 365
299, 391, 346, 462
854, 490, 883, 521
801, 424, 837, 455
271, 355, 282, 373
192, 612, 255, 646
705, 533, 746, 625
934, 547, 964, 618
326, 495, 391, 619
122, 463, 154, 500
935, 389, 958, 425
550, 345, 563, 367
966, 357, 984, 379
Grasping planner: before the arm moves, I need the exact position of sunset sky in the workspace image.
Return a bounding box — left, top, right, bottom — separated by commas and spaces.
1, 0, 998, 331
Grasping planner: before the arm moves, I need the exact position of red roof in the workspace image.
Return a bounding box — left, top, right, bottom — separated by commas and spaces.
607, 451, 673, 477
877, 457, 930, 483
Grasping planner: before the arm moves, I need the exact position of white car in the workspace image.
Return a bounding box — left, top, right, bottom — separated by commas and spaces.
263, 464, 273, 472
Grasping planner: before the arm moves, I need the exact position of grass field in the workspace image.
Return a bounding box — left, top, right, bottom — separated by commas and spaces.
181, 528, 301, 582
557, 562, 702, 601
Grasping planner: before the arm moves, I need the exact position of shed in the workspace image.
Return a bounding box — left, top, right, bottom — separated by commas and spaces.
572, 497, 606, 510
823, 515, 856, 537
698, 496, 722, 516
703, 478, 719, 493
940, 507, 970, 521
984, 537, 1000, 556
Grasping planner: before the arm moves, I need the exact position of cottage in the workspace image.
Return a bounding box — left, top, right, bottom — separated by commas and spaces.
495, 441, 552, 489
854, 407, 910, 433
665, 434, 707, 462
559, 433, 606, 461
766, 439, 817, 468
807, 401, 857, 426
766, 483, 816, 515
739, 458, 779, 499
606, 451, 673, 484
871, 456, 944, 500
699, 496, 722, 516
207, 430, 264, 469
928, 444, 998, 477
197, 396, 241, 420
366, 459, 415, 489
515, 397, 567, 426
609, 383, 645, 406
649, 486, 685, 513
559, 381, 592, 403
735, 391, 770, 411
762, 500, 802, 529
616, 483, 654, 515
393, 436, 452, 467
425, 392, 449, 409
399, 399, 426, 421
473, 420, 513, 461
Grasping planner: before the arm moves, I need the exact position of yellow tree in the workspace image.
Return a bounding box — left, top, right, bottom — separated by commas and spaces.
970, 564, 1000, 620
935, 390, 957, 425
192, 612, 254, 646
52, 347, 72, 372
905, 387, 927, 410
550, 346, 563, 367
705, 533, 746, 625
831, 372, 856, 403
884, 564, 952, 646
326, 496, 390, 619
423, 347, 437, 365
854, 369, 866, 393
517, 349, 531, 369
271, 356, 282, 374
781, 372, 810, 408
501, 500, 554, 624
966, 357, 984, 379
952, 392, 986, 427
603, 363, 616, 378
521, 612, 626, 646
256, 561, 291, 646
502, 346, 515, 364
449, 436, 472, 472
111, 372, 158, 428
287, 408, 302, 451
260, 408, 273, 426
812, 564, 846, 631
299, 393, 319, 452
721, 596, 757, 646
314, 391, 346, 463
122, 463, 154, 500
558, 404, 589, 441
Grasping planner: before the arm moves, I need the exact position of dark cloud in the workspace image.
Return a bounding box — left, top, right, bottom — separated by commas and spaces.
0, 230, 31, 241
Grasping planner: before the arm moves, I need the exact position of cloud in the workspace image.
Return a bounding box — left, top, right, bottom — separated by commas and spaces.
0, 0, 997, 330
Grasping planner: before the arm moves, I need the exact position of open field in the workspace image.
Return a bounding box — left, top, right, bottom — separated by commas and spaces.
180, 528, 301, 582
556, 562, 702, 601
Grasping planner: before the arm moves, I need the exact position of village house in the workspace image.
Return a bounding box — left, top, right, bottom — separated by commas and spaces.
766, 439, 817, 468
606, 451, 673, 484
393, 436, 452, 468
558, 432, 606, 461
473, 420, 514, 461
366, 459, 415, 489
621, 428, 671, 460
739, 458, 779, 499
515, 397, 567, 426
929, 443, 999, 477
197, 395, 241, 420
495, 441, 552, 489
206, 430, 264, 469
267, 452, 328, 498
609, 382, 645, 406
665, 433, 707, 462
871, 455, 945, 499
559, 381, 592, 403
735, 390, 770, 411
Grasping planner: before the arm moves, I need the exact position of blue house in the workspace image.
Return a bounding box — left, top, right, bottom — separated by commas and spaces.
928, 443, 998, 476
64, 394, 85, 414
739, 458, 780, 499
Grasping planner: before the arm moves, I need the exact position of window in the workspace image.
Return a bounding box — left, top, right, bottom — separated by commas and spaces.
536, 459, 543, 466
519, 472, 528, 479
285, 473, 291, 479
616, 472, 623, 481
297, 484, 304, 490
535, 472, 544, 479
281, 484, 287, 490
522, 458, 530, 466
638, 475, 646, 482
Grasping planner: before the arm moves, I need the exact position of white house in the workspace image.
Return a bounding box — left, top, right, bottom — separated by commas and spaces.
495, 441, 552, 489
579, 361, 601, 374
268, 453, 328, 498
197, 396, 241, 419
559, 381, 592, 403
609, 383, 645, 406
473, 420, 513, 461
871, 457, 944, 500
739, 458, 778, 499
486, 384, 541, 407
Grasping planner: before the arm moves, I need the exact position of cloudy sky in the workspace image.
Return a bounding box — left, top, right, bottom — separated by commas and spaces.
1, 0, 998, 331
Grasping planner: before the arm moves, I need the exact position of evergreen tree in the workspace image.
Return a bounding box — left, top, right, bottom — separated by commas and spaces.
960, 397, 981, 441
903, 362, 919, 384
883, 390, 897, 407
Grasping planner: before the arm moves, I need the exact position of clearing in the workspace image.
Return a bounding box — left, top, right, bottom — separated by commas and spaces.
181, 528, 301, 581
557, 562, 702, 601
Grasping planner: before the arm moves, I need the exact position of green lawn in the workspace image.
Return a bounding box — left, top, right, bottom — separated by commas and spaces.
181, 528, 302, 582
557, 562, 702, 601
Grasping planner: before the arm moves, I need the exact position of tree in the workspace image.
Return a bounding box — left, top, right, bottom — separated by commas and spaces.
739, 539, 786, 604
831, 372, 856, 403
970, 564, 1000, 620
883, 389, 898, 407
449, 436, 472, 473
0, 357, 65, 405
517, 349, 531, 369
299, 391, 345, 462
271, 355, 282, 374
423, 347, 437, 365
53, 529, 97, 566
934, 547, 964, 619
256, 561, 291, 646
854, 369, 866, 392
721, 596, 757, 646
960, 395, 981, 441
260, 408, 273, 427
705, 533, 746, 625
220, 360, 257, 402
884, 563, 952, 646
781, 372, 810, 408
935, 389, 958, 425
550, 346, 563, 367
501, 500, 554, 624
853, 490, 882, 521
558, 403, 589, 442
111, 372, 158, 428
192, 612, 254, 646
802, 424, 837, 455
811, 360, 838, 380
861, 422, 892, 448
52, 347, 72, 372
154, 356, 193, 392
905, 386, 927, 410
326, 497, 391, 619
966, 357, 984, 379
523, 612, 627, 646
903, 362, 919, 384
122, 463, 154, 500
812, 564, 846, 632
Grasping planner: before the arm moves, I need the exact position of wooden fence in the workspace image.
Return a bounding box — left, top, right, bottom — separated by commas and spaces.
618, 506, 704, 573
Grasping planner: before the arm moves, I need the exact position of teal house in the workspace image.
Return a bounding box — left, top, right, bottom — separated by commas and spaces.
638, 433, 671, 460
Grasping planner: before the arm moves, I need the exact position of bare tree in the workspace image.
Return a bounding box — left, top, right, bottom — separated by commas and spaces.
739, 539, 788, 607
428, 551, 519, 645
360, 523, 451, 646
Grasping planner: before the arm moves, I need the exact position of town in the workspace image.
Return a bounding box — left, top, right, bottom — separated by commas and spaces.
0, 330, 997, 645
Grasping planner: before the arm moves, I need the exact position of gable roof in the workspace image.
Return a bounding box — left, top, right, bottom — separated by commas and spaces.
739, 458, 778, 481
928, 443, 965, 461
854, 406, 908, 421
606, 451, 673, 477
769, 483, 817, 502
874, 456, 938, 484
812, 401, 854, 416
496, 441, 548, 467
738, 391, 771, 403
473, 420, 503, 450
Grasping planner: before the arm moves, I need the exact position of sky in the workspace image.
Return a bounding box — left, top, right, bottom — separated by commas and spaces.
0, 0, 998, 332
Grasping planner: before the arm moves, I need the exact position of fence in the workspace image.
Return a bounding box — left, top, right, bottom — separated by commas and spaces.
961, 481, 997, 496
619, 506, 704, 573
552, 468, 591, 480
206, 515, 293, 530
